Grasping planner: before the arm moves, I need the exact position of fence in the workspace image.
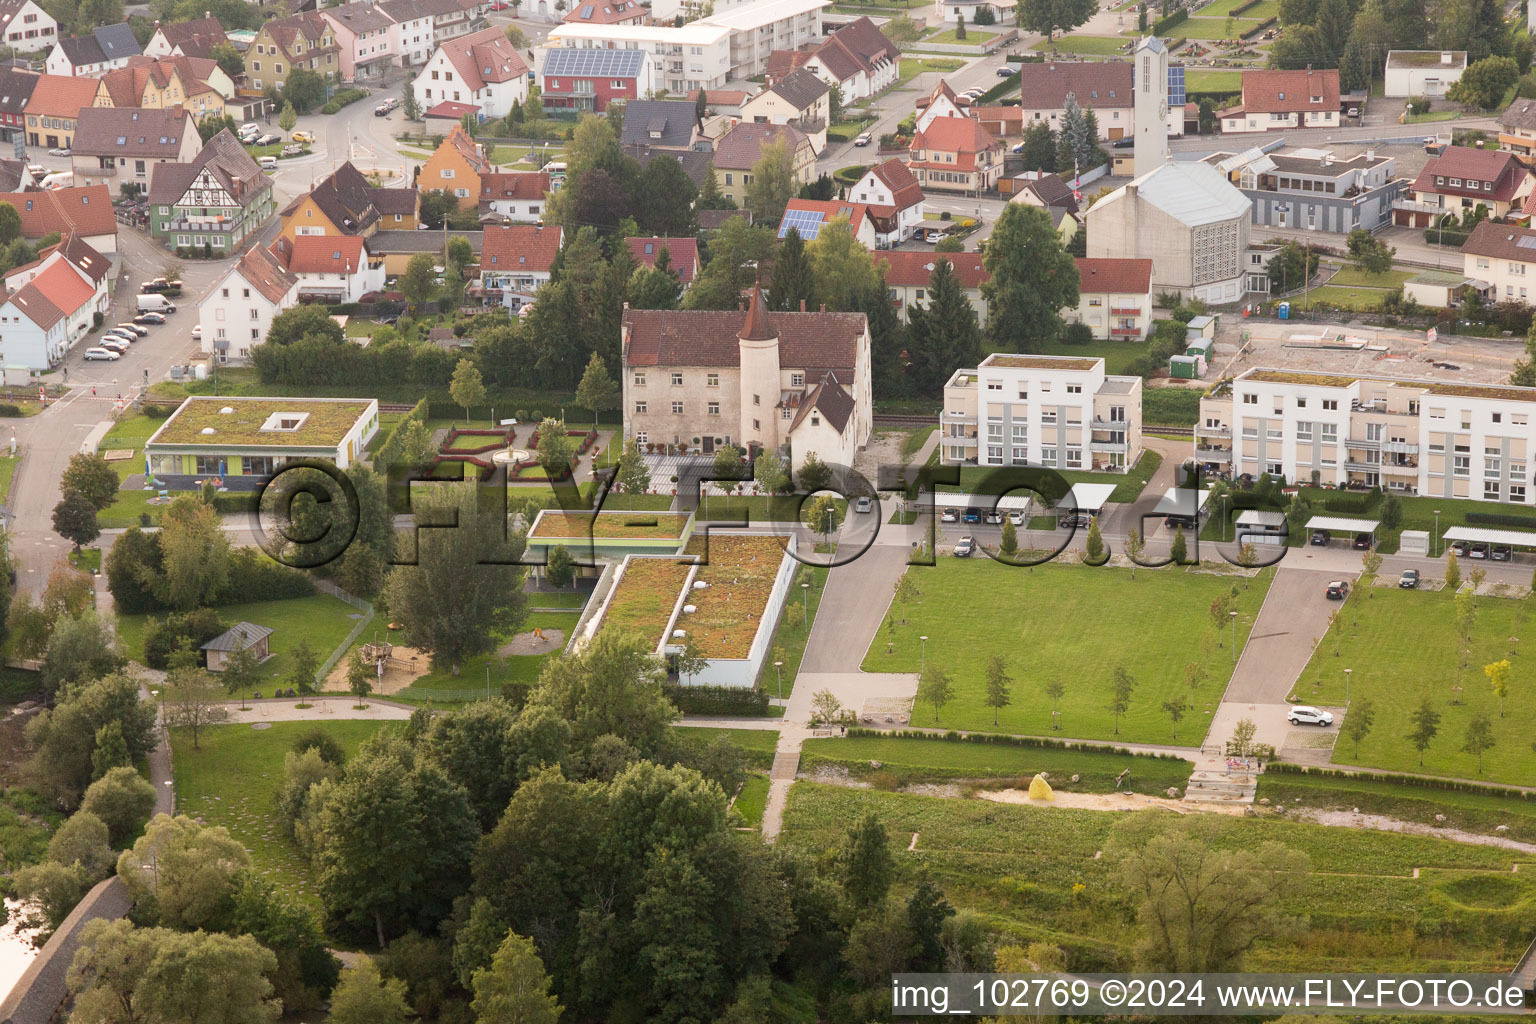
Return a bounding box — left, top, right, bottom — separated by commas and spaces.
314, 580, 375, 684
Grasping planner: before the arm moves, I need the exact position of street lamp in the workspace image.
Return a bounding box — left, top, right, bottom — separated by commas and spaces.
920, 635, 929, 676
1434, 509, 1441, 557
801, 581, 810, 623
1230, 610, 1237, 663
1344, 667, 1352, 704
774, 660, 784, 700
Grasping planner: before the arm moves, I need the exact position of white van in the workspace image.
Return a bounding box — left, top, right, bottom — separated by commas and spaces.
258, 155, 278, 171
136, 293, 176, 312
40, 171, 73, 190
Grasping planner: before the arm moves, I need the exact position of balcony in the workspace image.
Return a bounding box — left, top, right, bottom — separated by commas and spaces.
1379, 460, 1420, 474
1109, 326, 1142, 338
1091, 417, 1129, 430
1345, 436, 1381, 450
1090, 439, 1129, 453
947, 434, 978, 446
1196, 425, 1232, 438
1382, 440, 1420, 454
1109, 307, 1142, 316
1196, 447, 1232, 462
943, 410, 977, 423
1343, 459, 1384, 473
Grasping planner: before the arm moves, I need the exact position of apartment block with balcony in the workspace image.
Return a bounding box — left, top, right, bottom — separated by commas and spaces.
1196, 367, 1536, 503
940, 353, 1143, 473
1218, 146, 1407, 234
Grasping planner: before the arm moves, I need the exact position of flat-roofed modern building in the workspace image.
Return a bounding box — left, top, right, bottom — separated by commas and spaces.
144, 396, 380, 488
940, 352, 1143, 472
1196, 367, 1536, 502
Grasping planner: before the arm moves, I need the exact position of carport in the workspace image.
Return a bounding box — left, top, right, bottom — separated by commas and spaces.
1151, 487, 1211, 530
1304, 515, 1380, 548
916, 492, 1034, 516
1234, 509, 1287, 545
1059, 483, 1117, 527
1440, 526, 1536, 560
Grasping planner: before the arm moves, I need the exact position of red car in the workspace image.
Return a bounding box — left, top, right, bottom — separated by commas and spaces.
488, 1, 509, 9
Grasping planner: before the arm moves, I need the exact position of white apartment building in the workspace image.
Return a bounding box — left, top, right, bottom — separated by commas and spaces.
941, 353, 1144, 472
199, 246, 298, 364
1196, 368, 1536, 503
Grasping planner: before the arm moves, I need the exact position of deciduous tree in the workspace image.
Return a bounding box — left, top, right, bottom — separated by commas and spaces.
1108, 665, 1135, 734
52, 489, 99, 551
744, 136, 797, 227
981, 204, 1078, 351
984, 654, 1012, 725
1409, 697, 1441, 765
117, 814, 250, 929
1463, 711, 1496, 773
61, 453, 119, 510
471, 930, 563, 1024
918, 663, 954, 723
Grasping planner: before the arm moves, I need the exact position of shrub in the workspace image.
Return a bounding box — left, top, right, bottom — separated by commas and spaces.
1466, 510, 1536, 529
1061, 322, 1094, 346
662, 683, 771, 716
143, 608, 230, 669
218, 547, 316, 604
1151, 7, 1187, 33
1321, 490, 1379, 514
320, 88, 369, 114
0, 403, 24, 417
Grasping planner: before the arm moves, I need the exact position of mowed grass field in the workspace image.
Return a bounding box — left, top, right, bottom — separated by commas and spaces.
1032, 34, 1129, 55
780, 783, 1536, 972
171, 720, 389, 906
1297, 587, 1534, 783
864, 561, 1272, 744
1185, 68, 1243, 93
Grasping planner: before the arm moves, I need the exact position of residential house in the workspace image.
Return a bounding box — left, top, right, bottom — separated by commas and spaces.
0, 157, 37, 190
541, 21, 733, 93
272, 234, 386, 302
940, 353, 1144, 472
1392, 145, 1534, 226
1068, 257, 1154, 340
4, 233, 111, 323
740, 67, 829, 153
419, 0, 490, 46
799, 16, 897, 102
618, 98, 701, 152
1007, 171, 1079, 212
879, 250, 988, 321
45, 24, 140, 77
412, 25, 529, 121
620, 284, 872, 471
144, 397, 379, 481
711, 122, 814, 207
0, 255, 98, 368
628, 145, 713, 189
562, 0, 645, 25
23, 73, 105, 148
202, 623, 273, 671
0, 185, 116, 252
914, 77, 964, 132
478, 223, 561, 309
539, 46, 650, 113
625, 236, 699, 290
368, 227, 482, 274
377, 0, 435, 67
419, 125, 492, 206
246, 13, 339, 94
1221, 68, 1341, 133
144, 16, 228, 59
278, 162, 419, 242
0, 69, 37, 142
321, 1, 398, 81
100, 56, 232, 120
686, 87, 751, 117
932, 0, 1013, 23
1016, 60, 1135, 140
199, 245, 298, 362
971, 105, 1023, 137
147, 129, 275, 253
1195, 366, 1536, 501
1217, 145, 1406, 233
1500, 97, 1536, 163
908, 115, 1002, 194
0, 0, 55, 53
777, 199, 876, 248
1461, 220, 1536, 304
70, 105, 198, 190
846, 158, 924, 246
1384, 50, 1465, 98
478, 170, 549, 222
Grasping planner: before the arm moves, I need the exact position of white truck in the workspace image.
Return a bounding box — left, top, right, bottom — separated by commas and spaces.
136, 293, 176, 312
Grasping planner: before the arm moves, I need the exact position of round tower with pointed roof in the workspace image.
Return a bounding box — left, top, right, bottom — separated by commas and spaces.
737, 284, 782, 456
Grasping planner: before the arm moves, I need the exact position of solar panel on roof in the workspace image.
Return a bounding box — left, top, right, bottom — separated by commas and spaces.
778, 208, 827, 240
1517, 235, 1536, 250
545, 48, 643, 78
1168, 65, 1186, 107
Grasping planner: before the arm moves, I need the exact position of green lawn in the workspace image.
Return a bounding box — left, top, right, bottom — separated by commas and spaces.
1032, 34, 1130, 55
1297, 587, 1534, 784
1297, 285, 1392, 311
1143, 387, 1202, 427
171, 720, 388, 906
800, 733, 1192, 791
733, 774, 769, 826
895, 56, 967, 89
671, 725, 780, 755
118, 594, 366, 685
1258, 768, 1536, 845
1198, 0, 1272, 15
1324, 267, 1418, 289
923, 26, 999, 44
1292, 488, 1497, 556
780, 783, 1536, 972
864, 560, 1271, 743
954, 449, 1163, 504
389, 610, 580, 700
759, 563, 829, 700
98, 412, 173, 527
0, 454, 16, 504
1185, 68, 1243, 93
525, 591, 589, 609
899, 425, 937, 461
1405, 110, 1461, 123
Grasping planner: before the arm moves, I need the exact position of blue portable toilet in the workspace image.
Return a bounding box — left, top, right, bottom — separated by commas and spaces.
1277, 301, 1291, 320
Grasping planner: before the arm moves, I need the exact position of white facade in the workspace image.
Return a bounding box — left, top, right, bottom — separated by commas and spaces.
413, 42, 530, 120
542, 22, 733, 92
1196, 368, 1536, 503
848, 165, 924, 243
2, 0, 56, 52
44, 43, 132, 77
0, 300, 66, 368
390, 11, 435, 67
199, 262, 297, 364
697, 0, 825, 80
932, 0, 1015, 23
1384, 51, 1466, 98
293, 263, 385, 304
1133, 36, 1168, 176
940, 353, 1144, 471
915, 88, 964, 133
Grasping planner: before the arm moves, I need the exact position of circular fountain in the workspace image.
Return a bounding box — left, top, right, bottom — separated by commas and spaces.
491, 446, 532, 467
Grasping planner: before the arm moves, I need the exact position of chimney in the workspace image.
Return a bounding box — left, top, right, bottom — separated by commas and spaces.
1126, 183, 1138, 198
819, 303, 826, 311
1366, 148, 1376, 161
799, 298, 805, 311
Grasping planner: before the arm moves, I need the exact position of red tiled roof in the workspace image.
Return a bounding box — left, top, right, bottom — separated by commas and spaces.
285, 235, 368, 275
24, 73, 99, 118
0, 186, 115, 239
1015, 61, 1132, 109
437, 26, 528, 93
812, 16, 896, 84
878, 251, 987, 288
1411, 146, 1529, 203
6, 282, 62, 330
482, 224, 562, 272
30, 257, 93, 317
866, 158, 923, 212
1075, 257, 1152, 294
425, 100, 482, 119
625, 236, 698, 284
911, 115, 1000, 171
430, 126, 492, 176
765, 48, 813, 84
781, 199, 867, 237
623, 305, 866, 370
562, 0, 643, 23
479, 171, 549, 202
1241, 68, 1340, 114
972, 105, 1023, 125
232, 245, 298, 305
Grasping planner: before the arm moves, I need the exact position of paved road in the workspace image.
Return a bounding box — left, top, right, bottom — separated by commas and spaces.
1221, 566, 1342, 704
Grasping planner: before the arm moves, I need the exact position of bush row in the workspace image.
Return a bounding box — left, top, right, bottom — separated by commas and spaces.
320, 88, 369, 115
664, 683, 772, 716
1240, 16, 1276, 37
1264, 761, 1536, 801
374, 396, 431, 471
144, 608, 230, 669
1425, 227, 1469, 247
1465, 510, 1536, 529
253, 335, 463, 387
1152, 7, 1187, 33
845, 727, 1189, 761
1322, 490, 1379, 514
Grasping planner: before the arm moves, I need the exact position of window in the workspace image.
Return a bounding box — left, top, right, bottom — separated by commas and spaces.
752, 394, 760, 406
1041, 410, 1057, 424
1012, 446, 1026, 463
1066, 384, 1082, 394
195, 456, 221, 475
791, 373, 804, 387
634, 400, 647, 413
706, 372, 718, 387
986, 380, 1002, 391
1066, 448, 1083, 468
1242, 393, 1257, 405
1040, 446, 1057, 466
707, 401, 720, 415
1486, 480, 1501, 499
724, 173, 733, 185
1513, 462, 1527, 481
753, 418, 761, 430
1296, 420, 1313, 440
670, 372, 683, 385
1011, 424, 1026, 442
635, 432, 648, 445
442, 168, 454, 178
671, 401, 683, 414
1296, 397, 1307, 408
1513, 484, 1528, 502
633, 371, 646, 385
1322, 399, 1338, 410
1454, 455, 1470, 476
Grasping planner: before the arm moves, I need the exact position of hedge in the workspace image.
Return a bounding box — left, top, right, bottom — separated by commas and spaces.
1240, 16, 1276, 37
1466, 510, 1536, 529
144, 608, 231, 669
0, 404, 22, 417
1264, 761, 1536, 801
320, 88, 369, 115
1322, 490, 1379, 514
1425, 227, 1469, 247
1228, 0, 1262, 14
374, 396, 430, 470
1152, 7, 1187, 33
219, 547, 317, 604
844, 727, 1189, 762
664, 683, 772, 716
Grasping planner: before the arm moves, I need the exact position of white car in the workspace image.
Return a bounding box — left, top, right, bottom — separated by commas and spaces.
191, 324, 202, 339
1008, 509, 1025, 526
47, 146, 69, 156
1288, 705, 1335, 727
941, 508, 959, 523
102, 331, 136, 345
853, 132, 872, 146
855, 496, 873, 513
83, 347, 120, 361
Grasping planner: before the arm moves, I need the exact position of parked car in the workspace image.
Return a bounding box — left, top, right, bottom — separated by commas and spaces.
83, 347, 120, 361
191, 324, 202, 339
1310, 530, 1328, 546
954, 535, 975, 557
140, 277, 173, 293
1011, 141, 1026, 153
940, 508, 959, 523
102, 330, 136, 344
114, 323, 148, 337
1008, 509, 1025, 526
962, 508, 981, 524
255, 133, 280, 146
133, 312, 166, 325
855, 496, 873, 513
1470, 541, 1489, 559
1347, 105, 1360, 117
97, 339, 129, 353
985, 510, 1002, 525
281, 144, 303, 158
24, 164, 43, 177
1325, 580, 1349, 600
853, 133, 871, 146
258, 155, 279, 171
47, 146, 69, 156
1492, 544, 1512, 561
995, 65, 1018, 76
1450, 540, 1470, 556
1288, 705, 1335, 727
1352, 532, 1373, 550
1399, 568, 1420, 589
291, 130, 316, 144
374, 103, 393, 116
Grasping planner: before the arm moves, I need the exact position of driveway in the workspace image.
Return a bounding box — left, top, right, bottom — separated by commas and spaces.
1219, 566, 1344, 704
799, 543, 910, 675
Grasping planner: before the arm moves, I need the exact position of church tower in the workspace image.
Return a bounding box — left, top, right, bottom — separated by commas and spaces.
1134, 36, 1170, 176
737, 284, 781, 457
